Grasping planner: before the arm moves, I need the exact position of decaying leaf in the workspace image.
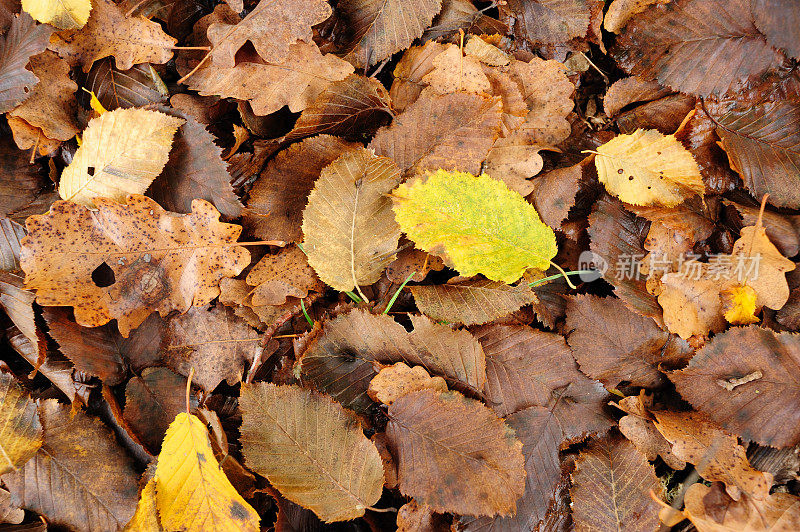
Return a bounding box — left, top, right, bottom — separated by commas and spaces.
386, 389, 526, 517
21, 0, 90, 29
302, 148, 402, 295
58, 108, 183, 207
501, 0, 591, 45
752, 0, 800, 59
393, 170, 557, 284
239, 383, 384, 523
0, 371, 41, 475
0, 12, 53, 113
21, 195, 250, 336
682, 482, 800, 531
616, 394, 686, 471
421, 44, 491, 95
603, 0, 664, 33
389, 41, 446, 113
368, 362, 448, 405
154, 412, 260, 531
83, 58, 168, 110
246, 244, 322, 306
570, 432, 662, 532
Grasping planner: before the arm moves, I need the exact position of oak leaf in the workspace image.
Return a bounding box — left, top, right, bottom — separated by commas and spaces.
386, 389, 526, 517
612, 0, 785, 97
0, 12, 52, 113
244, 135, 359, 243
154, 412, 260, 531
392, 170, 557, 284
206, 0, 331, 68
369, 91, 502, 176
58, 108, 183, 207
302, 148, 402, 294
368, 362, 448, 405
49, 0, 177, 72
670, 326, 800, 447
22, 0, 90, 29
339, 0, 443, 67
570, 432, 662, 532
21, 195, 250, 336
594, 128, 704, 207
0, 372, 41, 475
239, 383, 384, 522
4, 400, 140, 531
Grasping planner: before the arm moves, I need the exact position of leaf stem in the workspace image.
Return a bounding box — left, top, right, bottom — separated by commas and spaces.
186, 367, 194, 414
547, 261, 578, 289
383, 271, 416, 315
530, 269, 596, 288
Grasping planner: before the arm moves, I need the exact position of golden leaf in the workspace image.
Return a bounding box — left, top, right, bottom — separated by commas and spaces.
721, 284, 760, 325
22, 0, 90, 29
0, 372, 41, 475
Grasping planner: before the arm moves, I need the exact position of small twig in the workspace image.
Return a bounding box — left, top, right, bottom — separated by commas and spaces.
716, 370, 762, 391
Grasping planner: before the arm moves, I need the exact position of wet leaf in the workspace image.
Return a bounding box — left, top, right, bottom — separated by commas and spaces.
682, 482, 800, 531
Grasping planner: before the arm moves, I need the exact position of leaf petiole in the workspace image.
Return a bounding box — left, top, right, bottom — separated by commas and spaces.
382, 271, 416, 315
529, 269, 597, 289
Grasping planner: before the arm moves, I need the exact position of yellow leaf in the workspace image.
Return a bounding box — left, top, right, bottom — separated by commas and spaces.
593, 128, 704, 207
22, 0, 91, 29
392, 169, 557, 284
722, 284, 760, 326
154, 412, 259, 532
732, 224, 795, 310
0, 373, 42, 475
124, 478, 162, 531
58, 108, 183, 208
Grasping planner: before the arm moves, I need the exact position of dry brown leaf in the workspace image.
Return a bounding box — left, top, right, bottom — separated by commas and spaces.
566, 295, 692, 388
422, 0, 508, 42
0, 272, 40, 356
0, 371, 41, 475
658, 265, 727, 339
421, 44, 492, 95
83, 58, 168, 110
603, 0, 665, 33
603, 76, 671, 117
397, 500, 449, 532
670, 326, 800, 447
206, 0, 331, 68
410, 279, 538, 326
368, 362, 447, 405
244, 135, 358, 243
302, 148, 401, 295
339, 0, 443, 67
653, 410, 772, 500
616, 394, 686, 471
185, 42, 354, 116
0, 12, 53, 113
464, 35, 510, 66
612, 0, 786, 97
386, 389, 526, 517
4, 400, 140, 531
570, 432, 662, 532
528, 158, 588, 228
246, 244, 323, 306
0, 135, 47, 220
389, 41, 446, 113
385, 244, 445, 283
161, 305, 260, 392
49, 0, 176, 72
753, 0, 800, 59
240, 383, 384, 523
369, 91, 502, 177
0, 218, 25, 272
617, 93, 697, 135
6, 115, 60, 155
683, 482, 800, 532
21, 195, 250, 336
501, 0, 590, 45
8, 51, 78, 143
731, 220, 795, 309
149, 116, 243, 220
219, 278, 302, 331
726, 201, 800, 257
0, 487, 23, 525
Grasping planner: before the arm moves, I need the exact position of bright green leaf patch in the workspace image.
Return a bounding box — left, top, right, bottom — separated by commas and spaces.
392, 170, 557, 284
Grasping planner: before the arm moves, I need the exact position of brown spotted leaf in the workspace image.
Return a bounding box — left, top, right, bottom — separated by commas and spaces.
570, 432, 661, 532
386, 390, 526, 517
670, 326, 800, 447
21, 195, 250, 337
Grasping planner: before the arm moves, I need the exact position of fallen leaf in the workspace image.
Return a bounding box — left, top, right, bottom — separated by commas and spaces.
612, 0, 786, 96
726, 200, 800, 257
369, 91, 502, 177
0, 136, 47, 220
410, 279, 538, 326
500, 0, 590, 45
386, 389, 526, 517
246, 245, 322, 306
570, 432, 662, 532
124, 478, 160, 532
683, 482, 800, 532
594, 128, 704, 207
338, 0, 443, 67
421, 44, 492, 95
653, 410, 772, 500
721, 284, 760, 325
617, 93, 697, 135
603, 0, 664, 33
422, 0, 507, 42
21, 0, 90, 29
752, 0, 800, 59
658, 265, 727, 339
603, 76, 672, 117
21, 195, 250, 336
58, 108, 183, 207
49, 0, 177, 72
206, 0, 331, 68
149, 116, 243, 220
154, 412, 260, 531
0, 12, 53, 113
161, 305, 260, 392
392, 170, 557, 284
239, 383, 384, 523
385, 244, 445, 283
528, 158, 589, 229
397, 499, 449, 532
388, 41, 446, 113
0, 371, 41, 475
0, 487, 23, 524
616, 394, 686, 470
4, 400, 140, 531
0, 272, 40, 355
566, 294, 693, 388
0, 217, 25, 271
83, 58, 168, 110
670, 326, 800, 447
368, 362, 448, 405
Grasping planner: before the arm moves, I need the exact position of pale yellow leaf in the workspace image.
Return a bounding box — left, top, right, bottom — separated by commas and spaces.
0, 372, 42, 475
22, 0, 91, 29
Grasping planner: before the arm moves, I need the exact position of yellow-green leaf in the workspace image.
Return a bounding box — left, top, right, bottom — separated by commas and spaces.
593, 128, 704, 207
59, 108, 183, 208
154, 412, 259, 532
125, 478, 162, 531
239, 383, 385, 523
22, 0, 91, 29
0, 372, 42, 475
392, 170, 557, 283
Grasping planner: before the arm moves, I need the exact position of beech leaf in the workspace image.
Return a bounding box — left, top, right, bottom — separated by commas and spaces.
21, 0, 90, 29
0, 372, 41, 475
0, 12, 53, 113
239, 383, 384, 523
392, 170, 557, 284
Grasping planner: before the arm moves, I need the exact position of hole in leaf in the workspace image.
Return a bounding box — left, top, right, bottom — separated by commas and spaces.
87, 166, 95, 176
91, 262, 116, 287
